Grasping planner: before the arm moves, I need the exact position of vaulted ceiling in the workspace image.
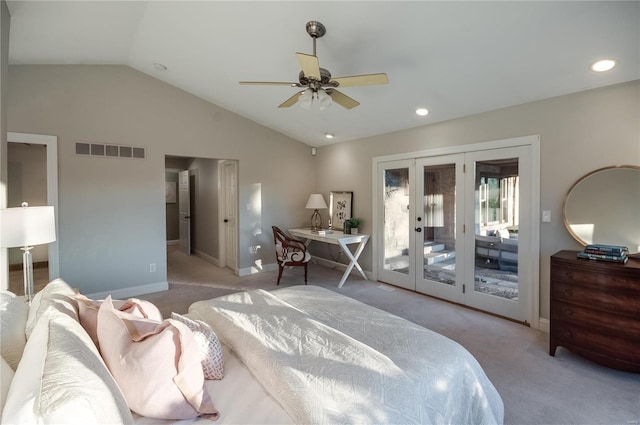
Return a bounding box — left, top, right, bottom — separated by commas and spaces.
7, 1, 639, 146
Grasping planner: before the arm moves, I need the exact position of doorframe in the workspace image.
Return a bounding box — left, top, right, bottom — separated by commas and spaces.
372, 135, 541, 329
6, 132, 60, 281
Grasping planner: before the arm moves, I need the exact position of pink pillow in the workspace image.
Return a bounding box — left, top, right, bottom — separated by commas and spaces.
97, 296, 219, 420
75, 294, 163, 350
171, 313, 224, 380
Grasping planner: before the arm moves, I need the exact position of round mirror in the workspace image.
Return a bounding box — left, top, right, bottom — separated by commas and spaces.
563, 165, 640, 253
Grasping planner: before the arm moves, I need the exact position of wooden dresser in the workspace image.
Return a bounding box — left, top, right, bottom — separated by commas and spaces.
550, 250, 640, 373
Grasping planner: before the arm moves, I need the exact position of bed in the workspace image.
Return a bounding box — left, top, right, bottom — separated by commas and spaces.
181, 285, 504, 425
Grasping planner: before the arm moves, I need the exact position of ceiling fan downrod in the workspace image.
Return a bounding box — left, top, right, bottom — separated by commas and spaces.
305, 21, 326, 57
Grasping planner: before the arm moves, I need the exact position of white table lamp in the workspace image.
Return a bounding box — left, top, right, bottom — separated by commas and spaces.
0, 203, 56, 304
305, 194, 328, 231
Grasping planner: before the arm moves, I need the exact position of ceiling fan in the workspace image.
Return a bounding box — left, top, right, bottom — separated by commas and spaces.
239, 21, 388, 110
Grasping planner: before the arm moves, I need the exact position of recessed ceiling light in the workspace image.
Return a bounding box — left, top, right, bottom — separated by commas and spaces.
153, 63, 167, 72
590, 59, 616, 72
416, 108, 429, 116
325, 133, 334, 139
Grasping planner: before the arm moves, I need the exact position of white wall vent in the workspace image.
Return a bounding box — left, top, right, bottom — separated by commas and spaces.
76, 142, 146, 159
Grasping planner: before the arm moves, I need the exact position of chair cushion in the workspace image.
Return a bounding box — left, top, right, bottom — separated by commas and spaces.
276, 242, 311, 264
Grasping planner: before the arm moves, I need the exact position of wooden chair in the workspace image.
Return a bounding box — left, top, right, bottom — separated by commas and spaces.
272, 226, 310, 285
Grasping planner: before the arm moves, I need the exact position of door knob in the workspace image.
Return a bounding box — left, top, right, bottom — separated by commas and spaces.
224, 219, 229, 223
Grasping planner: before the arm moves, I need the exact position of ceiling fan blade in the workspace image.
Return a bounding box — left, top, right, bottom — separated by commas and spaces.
239, 81, 298, 86
296, 52, 321, 80
331, 73, 389, 87
278, 91, 305, 108
327, 89, 360, 109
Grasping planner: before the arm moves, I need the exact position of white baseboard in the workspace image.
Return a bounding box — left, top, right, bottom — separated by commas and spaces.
238, 262, 278, 277
538, 317, 550, 333
194, 249, 220, 267
86, 281, 168, 300
166, 240, 180, 245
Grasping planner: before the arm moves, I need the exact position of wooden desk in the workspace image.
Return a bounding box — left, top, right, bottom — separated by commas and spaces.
288, 228, 369, 288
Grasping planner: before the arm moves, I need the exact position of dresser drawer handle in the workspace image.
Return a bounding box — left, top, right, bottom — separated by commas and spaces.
564, 289, 573, 297
564, 308, 573, 317
564, 271, 574, 279
562, 330, 573, 339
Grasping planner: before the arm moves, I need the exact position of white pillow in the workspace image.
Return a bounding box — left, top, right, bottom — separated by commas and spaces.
171, 312, 225, 380
25, 279, 77, 339
0, 291, 29, 370
0, 357, 14, 417
1, 307, 133, 424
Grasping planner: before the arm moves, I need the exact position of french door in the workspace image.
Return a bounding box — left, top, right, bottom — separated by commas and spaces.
376, 145, 534, 323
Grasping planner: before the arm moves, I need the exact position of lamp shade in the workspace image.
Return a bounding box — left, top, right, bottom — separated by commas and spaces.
316, 89, 332, 110
0, 205, 56, 248
305, 194, 328, 210
299, 90, 313, 110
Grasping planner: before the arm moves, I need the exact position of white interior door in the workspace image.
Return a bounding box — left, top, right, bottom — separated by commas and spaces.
222, 161, 238, 271
178, 170, 191, 255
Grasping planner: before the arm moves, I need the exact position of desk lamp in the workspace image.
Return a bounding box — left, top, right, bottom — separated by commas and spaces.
305, 194, 327, 232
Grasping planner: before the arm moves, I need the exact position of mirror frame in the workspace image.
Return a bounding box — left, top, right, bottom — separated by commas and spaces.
562, 164, 640, 252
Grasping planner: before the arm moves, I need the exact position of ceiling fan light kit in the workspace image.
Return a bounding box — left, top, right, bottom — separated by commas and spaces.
240, 21, 388, 110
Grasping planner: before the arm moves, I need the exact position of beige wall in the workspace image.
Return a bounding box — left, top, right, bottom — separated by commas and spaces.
314, 80, 640, 319
7, 65, 314, 295
6, 60, 638, 318
0, 1, 9, 289
189, 157, 219, 260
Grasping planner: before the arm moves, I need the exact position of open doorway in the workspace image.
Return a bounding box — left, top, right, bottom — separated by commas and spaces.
6, 132, 59, 294
165, 156, 238, 278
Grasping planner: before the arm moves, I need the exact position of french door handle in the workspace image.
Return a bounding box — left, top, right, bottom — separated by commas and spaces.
415, 227, 422, 232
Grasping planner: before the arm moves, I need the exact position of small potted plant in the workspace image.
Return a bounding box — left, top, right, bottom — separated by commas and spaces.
347, 218, 361, 234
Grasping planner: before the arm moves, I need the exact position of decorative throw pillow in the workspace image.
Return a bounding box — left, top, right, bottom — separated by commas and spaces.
0, 291, 29, 370
75, 294, 163, 350
0, 356, 14, 416
2, 307, 133, 424
171, 312, 224, 380
25, 279, 77, 339
97, 296, 219, 420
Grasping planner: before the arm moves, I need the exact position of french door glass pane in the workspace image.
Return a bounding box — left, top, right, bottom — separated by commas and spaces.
422, 164, 456, 285
383, 168, 410, 274
474, 158, 519, 300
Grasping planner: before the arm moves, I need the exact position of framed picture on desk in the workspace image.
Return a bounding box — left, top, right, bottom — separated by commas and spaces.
329, 191, 352, 229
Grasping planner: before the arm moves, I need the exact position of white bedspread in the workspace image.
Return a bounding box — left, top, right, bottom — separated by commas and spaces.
189, 285, 504, 425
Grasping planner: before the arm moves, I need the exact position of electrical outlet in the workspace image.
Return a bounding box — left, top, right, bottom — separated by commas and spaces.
149, 263, 156, 273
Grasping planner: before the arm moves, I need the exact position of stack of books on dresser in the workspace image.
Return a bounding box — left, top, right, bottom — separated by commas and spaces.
577, 244, 629, 263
